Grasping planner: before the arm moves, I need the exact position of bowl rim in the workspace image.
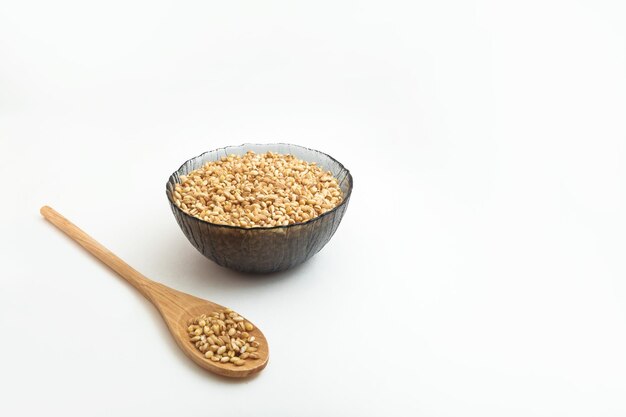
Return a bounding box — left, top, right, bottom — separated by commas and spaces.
166, 143, 353, 231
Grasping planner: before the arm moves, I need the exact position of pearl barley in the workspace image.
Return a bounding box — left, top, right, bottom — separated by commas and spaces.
173, 151, 343, 228
188, 309, 261, 366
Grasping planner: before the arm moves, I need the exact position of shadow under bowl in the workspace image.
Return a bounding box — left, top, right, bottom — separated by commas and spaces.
166, 143, 353, 273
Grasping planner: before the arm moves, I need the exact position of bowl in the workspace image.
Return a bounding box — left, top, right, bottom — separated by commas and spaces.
166, 143, 353, 273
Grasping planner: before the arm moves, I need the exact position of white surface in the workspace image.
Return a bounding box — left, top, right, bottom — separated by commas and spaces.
1, 1, 626, 415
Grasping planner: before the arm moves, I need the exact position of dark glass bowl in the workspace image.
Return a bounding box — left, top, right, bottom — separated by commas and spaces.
166, 143, 353, 273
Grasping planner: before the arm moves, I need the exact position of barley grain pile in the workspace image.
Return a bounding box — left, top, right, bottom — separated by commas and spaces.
173, 151, 343, 227
188, 309, 260, 366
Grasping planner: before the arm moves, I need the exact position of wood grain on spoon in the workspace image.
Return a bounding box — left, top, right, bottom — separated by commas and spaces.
40, 205, 269, 378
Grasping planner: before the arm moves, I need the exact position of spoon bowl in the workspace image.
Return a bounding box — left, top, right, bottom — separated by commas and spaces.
152, 287, 269, 377
40, 206, 269, 378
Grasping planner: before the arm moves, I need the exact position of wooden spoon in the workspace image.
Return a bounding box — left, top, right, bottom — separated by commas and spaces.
40, 206, 269, 378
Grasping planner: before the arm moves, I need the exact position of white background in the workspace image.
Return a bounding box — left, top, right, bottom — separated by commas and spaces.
1, 1, 626, 415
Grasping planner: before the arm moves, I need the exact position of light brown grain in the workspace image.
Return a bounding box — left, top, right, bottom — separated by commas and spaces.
173, 151, 343, 228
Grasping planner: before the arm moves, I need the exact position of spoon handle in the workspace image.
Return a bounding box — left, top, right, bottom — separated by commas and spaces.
40, 205, 155, 298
